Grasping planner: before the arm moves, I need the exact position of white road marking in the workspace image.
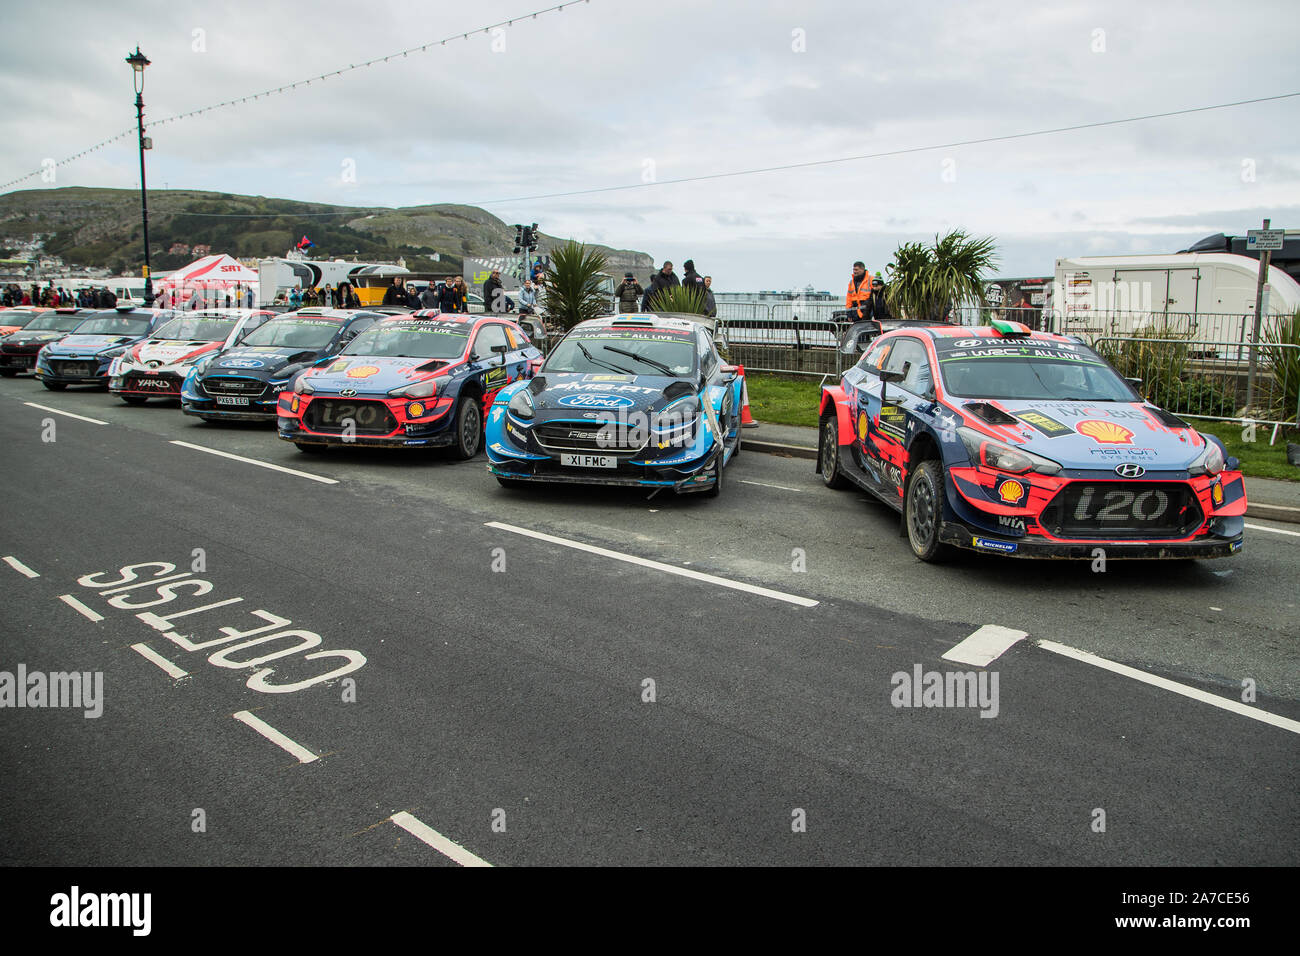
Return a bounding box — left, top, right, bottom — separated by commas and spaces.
485, 521, 819, 608
169, 441, 339, 485
740, 479, 802, 492
232, 710, 320, 763
942, 625, 1027, 666
1245, 522, 1300, 538
23, 401, 108, 425
390, 811, 492, 867
3, 556, 39, 578
1038, 640, 1300, 736
130, 643, 189, 680
58, 594, 104, 622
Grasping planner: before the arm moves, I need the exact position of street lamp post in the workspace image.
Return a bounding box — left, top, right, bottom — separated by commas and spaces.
126, 47, 153, 306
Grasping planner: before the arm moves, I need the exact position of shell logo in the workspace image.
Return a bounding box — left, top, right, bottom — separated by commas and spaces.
856, 411, 869, 442
346, 365, 381, 379
408, 401, 425, 418
997, 478, 1026, 504
1076, 419, 1134, 445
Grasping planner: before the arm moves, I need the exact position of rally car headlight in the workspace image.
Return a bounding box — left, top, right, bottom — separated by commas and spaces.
99, 346, 129, 360
958, 426, 1061, 475
1188, 436, 1225, 476
388, 376, 445, 399
294, 376, 315, 394
507, 388, 535, 420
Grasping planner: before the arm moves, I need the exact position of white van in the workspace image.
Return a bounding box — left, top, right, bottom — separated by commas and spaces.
1052, 252, 1300, 343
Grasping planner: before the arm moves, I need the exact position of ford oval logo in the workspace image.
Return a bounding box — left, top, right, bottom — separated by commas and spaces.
221, 359, 264, 369
1115, 463, 1145, 478
557, 394, 636, 409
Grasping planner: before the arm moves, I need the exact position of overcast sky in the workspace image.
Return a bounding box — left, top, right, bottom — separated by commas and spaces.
2, 0, 1297, 291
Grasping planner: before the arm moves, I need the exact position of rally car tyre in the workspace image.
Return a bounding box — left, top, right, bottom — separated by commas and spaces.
905, 458, 954, 563
820, 415, 851, 489
703, 449, 723, 498
120, 395, 147, 405
42, 381, 67, 390
452, 395, 482, 460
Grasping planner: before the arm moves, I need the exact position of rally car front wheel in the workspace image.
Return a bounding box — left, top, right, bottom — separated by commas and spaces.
905, 459, 954, 563
820, 416, 850, 489
453, 396, 482, 460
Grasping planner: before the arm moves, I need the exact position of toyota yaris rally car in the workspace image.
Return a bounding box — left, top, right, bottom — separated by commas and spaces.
817, 320, 1246, 561
486, 313, 744, 496
181, 308, 387, 422
109, 309, 274, 404
0, 309, 87, 376
277, 311, 541, 455
35, 307, 176, 390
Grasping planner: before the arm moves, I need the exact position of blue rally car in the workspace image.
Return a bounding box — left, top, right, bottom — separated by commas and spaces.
278, 311, 541, 456
181, 308, 387, 422
817, 320, 1247, 561
486, 313, 744, 496
35, 307, 175, 390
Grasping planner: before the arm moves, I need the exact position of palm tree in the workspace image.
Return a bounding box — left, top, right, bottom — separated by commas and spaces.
647, 284, 707, 314
884, 230, 999, 322
541, 240, 609, 332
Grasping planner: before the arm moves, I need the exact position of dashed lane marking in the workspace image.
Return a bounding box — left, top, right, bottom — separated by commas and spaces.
232, 710, 320, 764
58, 594, 104, 622
130, 643, 189, 680
390, 811, 492, 867
485, 521, 819, 608
1038, 640, 1300, 736
1244, 522, 1300, 538
740, 479, 802, 492
942, 625, 1028, 666
169, 440, 339, 485
23, 402, 108, 425
3, 556, 39, 578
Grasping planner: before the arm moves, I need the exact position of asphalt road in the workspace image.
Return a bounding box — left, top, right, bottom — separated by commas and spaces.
1, 376, 1297, 866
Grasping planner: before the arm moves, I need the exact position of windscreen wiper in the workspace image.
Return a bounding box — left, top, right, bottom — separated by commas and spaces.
602, 345, 674, 376
578, 341, 634, 375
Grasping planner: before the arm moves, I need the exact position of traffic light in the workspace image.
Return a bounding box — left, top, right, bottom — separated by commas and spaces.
513, 224, 523, 255
525, 223, 539, 252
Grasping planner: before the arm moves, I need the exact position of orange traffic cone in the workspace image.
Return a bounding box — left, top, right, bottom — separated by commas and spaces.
738, 365, 759, 428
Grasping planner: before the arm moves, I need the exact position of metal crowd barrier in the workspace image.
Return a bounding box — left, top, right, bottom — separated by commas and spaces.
1095, 336, 1299, 427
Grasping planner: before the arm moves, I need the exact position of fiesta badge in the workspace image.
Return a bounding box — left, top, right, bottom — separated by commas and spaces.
1076, 419, 1134, 445
346, 365, 381, 379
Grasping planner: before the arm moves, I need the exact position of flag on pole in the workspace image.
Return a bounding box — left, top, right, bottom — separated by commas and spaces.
297, 235, 314, 250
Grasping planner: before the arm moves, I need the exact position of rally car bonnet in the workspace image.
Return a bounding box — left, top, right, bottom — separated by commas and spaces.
300, 355, 458, 392
526, 372, 694, 418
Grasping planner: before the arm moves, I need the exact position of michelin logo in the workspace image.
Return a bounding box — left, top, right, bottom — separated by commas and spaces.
972, 536, 1017, 554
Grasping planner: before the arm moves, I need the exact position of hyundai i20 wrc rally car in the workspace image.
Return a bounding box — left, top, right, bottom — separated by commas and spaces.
0, 309, 87, 376
181, 308, 388, 422
486, 313, 745, 496
817, 320, 1246, 561
277, 311, 541, 456
109, 309, 275, 404
34, 307, 176, 390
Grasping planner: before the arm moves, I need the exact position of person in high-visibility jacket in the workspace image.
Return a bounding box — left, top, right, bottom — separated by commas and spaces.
846, 261, 872, 319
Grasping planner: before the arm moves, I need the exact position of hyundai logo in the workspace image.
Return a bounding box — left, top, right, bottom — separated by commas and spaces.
340, 388, 357, 397
1115, 463, 1145, 478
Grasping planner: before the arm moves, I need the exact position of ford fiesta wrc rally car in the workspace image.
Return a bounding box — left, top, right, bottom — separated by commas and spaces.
817, 320, 1246, 561
486, 313, 744, 496
277, 311, 541, 456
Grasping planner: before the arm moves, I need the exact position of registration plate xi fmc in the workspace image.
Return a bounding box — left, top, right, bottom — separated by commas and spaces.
561, 453, 616, 469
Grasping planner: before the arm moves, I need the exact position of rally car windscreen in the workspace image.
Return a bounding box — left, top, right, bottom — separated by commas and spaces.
154, 316, 239, 341
70, 314, 152, 336
21, 313, 85, 332
241, 318, 341, 349
545, 333, 696, 377
937, 341, 1137, 401
342, 323, 470, 359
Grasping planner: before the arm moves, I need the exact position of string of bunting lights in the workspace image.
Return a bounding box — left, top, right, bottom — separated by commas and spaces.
0, 0, 592, 192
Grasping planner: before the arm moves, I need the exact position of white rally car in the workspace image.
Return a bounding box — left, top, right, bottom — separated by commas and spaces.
109, 309, 274, 405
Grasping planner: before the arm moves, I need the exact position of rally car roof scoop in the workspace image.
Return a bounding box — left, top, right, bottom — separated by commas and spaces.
528, 374, 548, 394
962, 401, 1020, 426
663, 380, 695, 401
415, 358, 449, 372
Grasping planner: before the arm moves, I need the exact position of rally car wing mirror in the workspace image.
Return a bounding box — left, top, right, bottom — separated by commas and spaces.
872, 367, 904, 402
719, 364, 739, 383
491, 343, 510, 366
